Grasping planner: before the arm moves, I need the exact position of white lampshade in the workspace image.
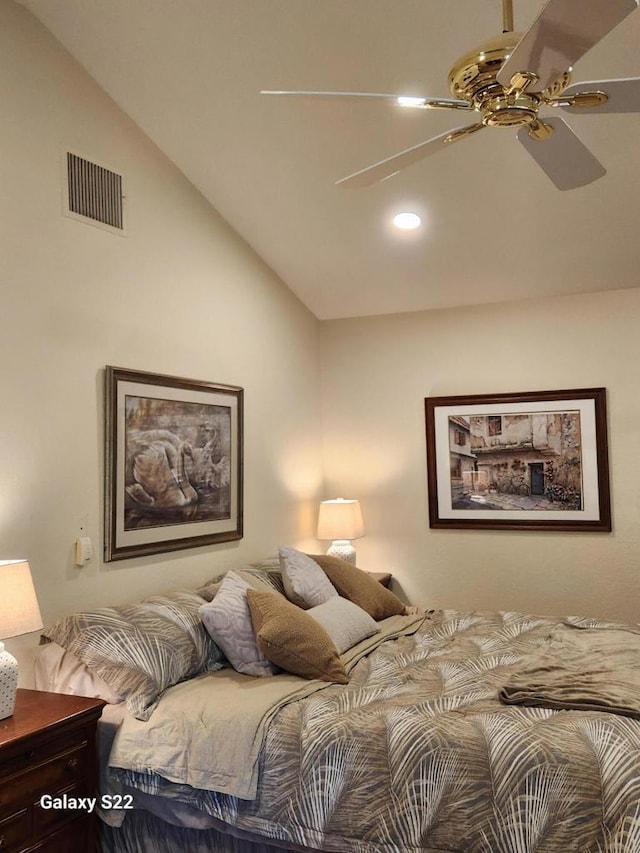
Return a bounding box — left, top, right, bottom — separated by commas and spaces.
0, 560, 43, 640
317, 499, 364, 565
317, 499, 364, 541
0, 560, 43, 721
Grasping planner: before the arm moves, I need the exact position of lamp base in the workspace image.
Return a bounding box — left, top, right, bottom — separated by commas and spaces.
0, 641, 18, 721
327, 540, 356, 565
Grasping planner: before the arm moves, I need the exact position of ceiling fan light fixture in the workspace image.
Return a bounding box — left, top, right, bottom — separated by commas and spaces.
393, 212, 422, 230
396, 96, 427, 108
263, 0, 640, 192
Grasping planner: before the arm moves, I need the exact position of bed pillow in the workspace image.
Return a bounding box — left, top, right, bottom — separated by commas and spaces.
246, 589, 348, 684
306, 597, 380, 654
44, 589, 223, 721
279, 546, 338, 609
199, 571, 278, 677
34, 641, 124, 704
308, 554, 406, 620
142, 591, 223, 666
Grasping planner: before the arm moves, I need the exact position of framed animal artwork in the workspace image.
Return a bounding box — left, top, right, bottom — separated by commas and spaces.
104, 366, 243, 561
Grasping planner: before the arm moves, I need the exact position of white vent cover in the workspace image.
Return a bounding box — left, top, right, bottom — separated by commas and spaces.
64, 152, 126, 234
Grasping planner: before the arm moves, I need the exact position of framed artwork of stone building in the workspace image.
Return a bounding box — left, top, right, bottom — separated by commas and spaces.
425, 388, 611, 532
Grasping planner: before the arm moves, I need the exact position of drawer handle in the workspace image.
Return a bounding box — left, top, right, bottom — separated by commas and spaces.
66, 757, 79, 772
0, 834, 5, 849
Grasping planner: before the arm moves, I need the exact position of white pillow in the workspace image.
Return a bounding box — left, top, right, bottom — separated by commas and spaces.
307, 597, 380, 654
199, 571, 278, 677
278, 546, 338, 609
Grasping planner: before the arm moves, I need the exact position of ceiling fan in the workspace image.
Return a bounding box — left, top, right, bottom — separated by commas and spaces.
262, 0, 640, 190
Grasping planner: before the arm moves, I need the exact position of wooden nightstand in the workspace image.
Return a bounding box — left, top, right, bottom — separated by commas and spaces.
367, 572, 392, 588
0, 688, 105, 853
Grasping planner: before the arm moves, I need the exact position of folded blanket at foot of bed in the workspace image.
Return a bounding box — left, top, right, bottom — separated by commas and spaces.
500, 619, 640, 718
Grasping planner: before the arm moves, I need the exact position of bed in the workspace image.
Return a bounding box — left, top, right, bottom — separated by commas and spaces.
36, 552, 640, 853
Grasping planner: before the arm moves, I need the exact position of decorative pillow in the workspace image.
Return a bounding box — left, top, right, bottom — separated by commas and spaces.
308, 554, 406, 620
44, 589, 223, 721
236, 568, 285, 595
306, 597, 380, 654
196, 556, 285, 600
195, 580, 222, 602
246, 589, 348, 684
199, 571, 278, 677
279, 546, 338, 609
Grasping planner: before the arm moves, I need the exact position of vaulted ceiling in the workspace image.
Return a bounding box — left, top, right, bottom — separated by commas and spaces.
19, 0, 640, 319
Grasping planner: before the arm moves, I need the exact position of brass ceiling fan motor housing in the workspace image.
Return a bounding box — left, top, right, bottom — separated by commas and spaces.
447, 33, 572, 128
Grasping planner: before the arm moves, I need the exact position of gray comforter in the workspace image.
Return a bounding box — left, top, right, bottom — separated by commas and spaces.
109, 609, 640, 852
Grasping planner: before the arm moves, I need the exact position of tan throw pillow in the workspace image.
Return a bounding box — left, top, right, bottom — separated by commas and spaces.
195, 580, 222, 602
308, 554, 406, 621
246, 589, 348, 684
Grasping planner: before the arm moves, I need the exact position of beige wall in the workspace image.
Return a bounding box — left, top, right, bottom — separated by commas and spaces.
3, 0, 639, 689
0, 1, 323, 679
320, 288, 640, 623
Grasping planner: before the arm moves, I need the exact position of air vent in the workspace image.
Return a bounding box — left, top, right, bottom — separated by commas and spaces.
65, 152, 125, 233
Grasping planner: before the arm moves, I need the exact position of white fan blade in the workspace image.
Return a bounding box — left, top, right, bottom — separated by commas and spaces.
336, 123, 485, 188
560, 77, 640, 113
517, 116, 606, 189
497, 0, 639, 93
260, 90, 472, 110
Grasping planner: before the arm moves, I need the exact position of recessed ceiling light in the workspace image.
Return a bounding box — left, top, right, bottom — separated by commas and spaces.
393, 212, 422, 230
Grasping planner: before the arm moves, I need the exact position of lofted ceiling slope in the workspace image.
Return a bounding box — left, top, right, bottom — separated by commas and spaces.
17, 0, 640, 319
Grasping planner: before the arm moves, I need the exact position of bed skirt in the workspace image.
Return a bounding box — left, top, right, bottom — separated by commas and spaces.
99, 809, 326, 853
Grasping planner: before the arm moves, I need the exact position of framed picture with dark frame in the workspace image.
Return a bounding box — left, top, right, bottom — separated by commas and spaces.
424, 387, 611, 532
105, 366, 243, 561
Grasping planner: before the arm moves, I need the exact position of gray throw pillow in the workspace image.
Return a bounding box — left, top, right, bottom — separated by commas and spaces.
199, 571, 278, 677
279, 546, 338, 609
307, 597, 380, 654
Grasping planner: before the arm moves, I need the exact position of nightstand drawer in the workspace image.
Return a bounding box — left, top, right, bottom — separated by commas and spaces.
0, 807, 30, 851
30, 820, 90, 853
33, 782, 87, 840
0, 745, 87, 820
0, 728, 87, 779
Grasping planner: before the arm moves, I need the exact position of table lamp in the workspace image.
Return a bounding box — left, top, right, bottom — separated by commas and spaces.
0, 560, 43, 720
317, 498, 364, 565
